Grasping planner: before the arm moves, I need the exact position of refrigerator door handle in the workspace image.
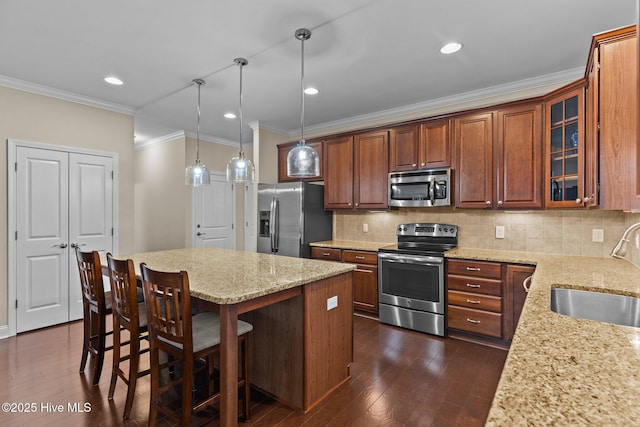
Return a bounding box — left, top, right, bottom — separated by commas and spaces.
273, 198, 280, 252
269, 197, 276, 252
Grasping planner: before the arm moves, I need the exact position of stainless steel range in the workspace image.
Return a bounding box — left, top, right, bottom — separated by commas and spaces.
378, 223, 458, 337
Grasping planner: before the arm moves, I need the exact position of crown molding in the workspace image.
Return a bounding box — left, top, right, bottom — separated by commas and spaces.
134, 130, 185, 151
0, 74, 137, 115
298, 67, 583, 138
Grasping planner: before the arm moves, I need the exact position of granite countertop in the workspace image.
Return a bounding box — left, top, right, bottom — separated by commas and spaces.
310, 239, 394, 252
109, 247, 354, 305
446, 248, 640, 426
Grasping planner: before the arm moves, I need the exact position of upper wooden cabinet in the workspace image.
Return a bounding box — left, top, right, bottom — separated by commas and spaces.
324, 131, 389, 210
389, 119, 450, 172
455, 102, 543, 209
496, 103, 543, 209
586, 26, 638, 210
454, 112, 494, 208
323, 135, 354, 209
277, 139, 324, 183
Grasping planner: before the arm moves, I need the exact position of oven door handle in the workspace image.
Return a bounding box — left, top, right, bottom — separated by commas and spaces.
378, 252, 443, 265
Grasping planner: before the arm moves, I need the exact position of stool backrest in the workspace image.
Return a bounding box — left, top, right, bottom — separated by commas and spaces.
106, 254, 139, 328
76, 249, 107, 310
140, 263, 193, 354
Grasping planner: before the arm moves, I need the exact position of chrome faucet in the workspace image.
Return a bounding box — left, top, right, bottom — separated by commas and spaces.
610, 222, 640, 258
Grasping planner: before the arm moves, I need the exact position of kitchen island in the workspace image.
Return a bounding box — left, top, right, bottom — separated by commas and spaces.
446, 248, 640, 426
110, 247, 355, 426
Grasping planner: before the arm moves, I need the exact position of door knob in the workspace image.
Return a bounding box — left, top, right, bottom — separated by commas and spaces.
197, 232, 206, 236
52, 243, 68, 248
70, 242, 85, 248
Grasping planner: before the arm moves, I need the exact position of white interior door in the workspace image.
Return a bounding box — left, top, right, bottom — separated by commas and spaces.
244, 182, 256, 252
68, 153, 113, 320
193, 172, 235, 249
14, 146, 114, 332
16, 147, 70, 333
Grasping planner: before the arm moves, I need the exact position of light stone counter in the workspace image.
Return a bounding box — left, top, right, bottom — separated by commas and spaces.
446, 248, 640, 426
111, 247, 355, 305
310, 239, 394, 252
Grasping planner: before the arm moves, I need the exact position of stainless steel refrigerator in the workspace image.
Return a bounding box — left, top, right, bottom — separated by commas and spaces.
257, 182, 332, 258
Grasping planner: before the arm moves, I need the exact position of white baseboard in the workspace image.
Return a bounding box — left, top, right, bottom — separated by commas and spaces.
0, 325, 10, 339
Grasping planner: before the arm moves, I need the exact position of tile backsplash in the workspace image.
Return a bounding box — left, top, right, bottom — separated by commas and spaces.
334, 208, 640, 262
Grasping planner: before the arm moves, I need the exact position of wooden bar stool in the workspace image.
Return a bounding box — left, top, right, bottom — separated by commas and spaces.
140, 263, 252, 426
106, 254, 151, 420
75, 249, 113, 386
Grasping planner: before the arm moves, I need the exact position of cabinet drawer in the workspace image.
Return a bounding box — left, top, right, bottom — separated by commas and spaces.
447, 259, 502, 279
343, 250, 377, 265
311, 247, 342, 261
448, 290, 501, 313
447, 274, 502, 296
448, 305, 502, 338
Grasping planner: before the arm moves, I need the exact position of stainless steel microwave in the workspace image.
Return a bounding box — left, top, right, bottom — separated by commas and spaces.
388, 168, 451, 207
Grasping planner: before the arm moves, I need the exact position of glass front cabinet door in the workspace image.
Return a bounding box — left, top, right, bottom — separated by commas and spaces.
545, 85, 591, 208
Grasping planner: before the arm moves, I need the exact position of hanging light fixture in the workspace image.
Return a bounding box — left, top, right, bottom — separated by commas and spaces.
185, 78, 210, 186
227, 58, 255, 182
286, 28, 320, 178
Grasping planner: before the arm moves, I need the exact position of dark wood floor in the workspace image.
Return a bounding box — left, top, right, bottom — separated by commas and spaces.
0, 315, 507, 426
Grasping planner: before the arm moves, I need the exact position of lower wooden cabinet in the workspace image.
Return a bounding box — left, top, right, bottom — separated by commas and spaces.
447, 258, 534, 345
311, 247, 379, 315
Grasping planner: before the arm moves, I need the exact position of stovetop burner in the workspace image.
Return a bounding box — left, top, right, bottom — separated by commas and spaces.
379, 223, 458, 255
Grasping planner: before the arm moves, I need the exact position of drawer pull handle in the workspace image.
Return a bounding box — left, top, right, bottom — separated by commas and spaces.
466, 318, 481, 324
466, 283, 481, 288
355, 256, 365, 260
322, 252, 331, 256
354, 269, 373, 273
523, 275, 532, 293
466, 299, 481, 304
466, 267, 481, 271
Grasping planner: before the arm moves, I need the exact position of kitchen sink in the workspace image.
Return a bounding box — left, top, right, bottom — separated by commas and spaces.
550, 288, 640, 328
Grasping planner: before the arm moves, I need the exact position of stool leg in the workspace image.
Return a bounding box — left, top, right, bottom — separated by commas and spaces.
148, 346, 159, 426
79, 304, 90, 373
108, 316, 121, 400
123, 333, 140, 420
92, 310, 106, 386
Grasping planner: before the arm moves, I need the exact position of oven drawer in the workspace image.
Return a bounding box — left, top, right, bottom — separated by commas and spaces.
448, 290, 501, 313
343, 250, 377, 265
448, 305, 502, 338
447, 275, 502, 296
447, 259, 502, 279
311, 247, 342, 261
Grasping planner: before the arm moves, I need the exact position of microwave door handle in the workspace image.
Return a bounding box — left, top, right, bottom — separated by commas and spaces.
428, 178, 435, 205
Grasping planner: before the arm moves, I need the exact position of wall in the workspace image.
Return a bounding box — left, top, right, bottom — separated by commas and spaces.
0, 85, 134, 328
334, 208, 640, 258
256, 127, 287, 184
134, 135, 187, 252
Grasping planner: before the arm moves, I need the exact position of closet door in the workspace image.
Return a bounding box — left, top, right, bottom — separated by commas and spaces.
16, 147, 70, 332
67, 153, 113, 321
15, 147, 114, 331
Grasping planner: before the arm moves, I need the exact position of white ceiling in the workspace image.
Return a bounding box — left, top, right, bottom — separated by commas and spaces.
0, 0, 636, 146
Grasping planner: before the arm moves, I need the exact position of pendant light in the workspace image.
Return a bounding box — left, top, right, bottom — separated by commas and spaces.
185, 78, 211, 186
227, 58, 255, 182
286, 28, 320, 178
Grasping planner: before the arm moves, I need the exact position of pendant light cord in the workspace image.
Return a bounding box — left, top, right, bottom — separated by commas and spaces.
239, 61, 244, 154
300, 35, 305, 144
193, 79, 205, 163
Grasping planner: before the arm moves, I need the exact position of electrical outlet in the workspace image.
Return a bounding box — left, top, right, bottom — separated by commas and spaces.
495, 225, 505, 239
327, 296, 338, 311
592, 229, 604, 243
362, 223, 368, 233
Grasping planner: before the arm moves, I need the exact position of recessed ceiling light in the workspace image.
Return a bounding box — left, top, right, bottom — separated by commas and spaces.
224, 112, 237, 119
440, 42, 463, 54
104, 76, 124, 85
304, 87, 319, 95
